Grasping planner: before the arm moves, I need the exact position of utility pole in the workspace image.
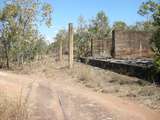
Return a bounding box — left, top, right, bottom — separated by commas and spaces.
68, 23, 74, 69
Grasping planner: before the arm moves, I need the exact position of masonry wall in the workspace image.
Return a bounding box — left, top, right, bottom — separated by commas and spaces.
92, 38, 112, 58
112, 30, 153, 59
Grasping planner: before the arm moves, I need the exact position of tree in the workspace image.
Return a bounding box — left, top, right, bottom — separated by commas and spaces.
49, 29, 69, 57
89, 11, 110, 40
0, 4, 19, 68
55, 29, 68, 54
75, 16, 91, 58
113, 21, 127, 30
138, 0, 159, 22
129, 21, 155, 31
34, 35, 48, 60
138, 0, 160, 81
0, 0, 53, 68
138, 0, 160, 50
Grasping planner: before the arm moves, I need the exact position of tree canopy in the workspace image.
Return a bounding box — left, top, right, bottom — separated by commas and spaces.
89, 11, 110, 40
113, 21, 127, 30
138, 0, 160, 77
0, 0, 53, 68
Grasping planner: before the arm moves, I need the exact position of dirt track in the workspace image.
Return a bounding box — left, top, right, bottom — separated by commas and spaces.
0, 61, 160, 120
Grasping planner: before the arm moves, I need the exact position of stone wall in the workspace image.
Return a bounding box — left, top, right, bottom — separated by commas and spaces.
112, 30, 153, 59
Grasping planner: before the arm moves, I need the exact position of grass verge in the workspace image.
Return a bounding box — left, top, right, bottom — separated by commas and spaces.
0, 90, 30, 120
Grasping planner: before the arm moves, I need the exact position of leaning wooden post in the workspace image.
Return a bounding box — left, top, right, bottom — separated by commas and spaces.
68, 23, 74, 68
59, 39, 63, 61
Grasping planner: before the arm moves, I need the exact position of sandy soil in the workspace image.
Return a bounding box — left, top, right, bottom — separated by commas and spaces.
0, 58, 160, 120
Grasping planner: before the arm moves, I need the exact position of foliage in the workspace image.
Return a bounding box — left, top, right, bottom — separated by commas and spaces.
52, 8, 158, 60
129, 21, 155, 31
139, 0, 160, 79
113, 21, 127, 30
0, 0, 53, 68
75, 12, 111, 58
138, 0, 159, 19
88, 11, 111, 39
75, 16, 90, 58
56, 29, 68, 54
151, 28, 160, 55
48, 29, 68, 56
52, 12, 111, 58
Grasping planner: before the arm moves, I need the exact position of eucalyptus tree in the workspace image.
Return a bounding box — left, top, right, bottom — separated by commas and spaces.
138, 0, 160, 79
75, 16, 91, 57
138, 0, 160, 53
33, 35, 48, 60
88, 11, 111, 40
55, 29, 68, 54
0, 0, 53, 68
113, 21, 127, 30
0, 3, 19, 68
128, 21, 155, 31
48, 29, 68, 57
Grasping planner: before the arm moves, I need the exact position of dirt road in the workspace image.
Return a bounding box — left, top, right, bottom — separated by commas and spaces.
0, 62, 160, 120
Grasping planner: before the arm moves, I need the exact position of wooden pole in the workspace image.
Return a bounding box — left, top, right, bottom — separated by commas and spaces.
59, 39, 63, 61
68, 23, 73, 68
111, 30, 115, 58
91, 38, 93, 56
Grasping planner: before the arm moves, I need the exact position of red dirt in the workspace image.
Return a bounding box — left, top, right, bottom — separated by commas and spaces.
0, 63, 159, 120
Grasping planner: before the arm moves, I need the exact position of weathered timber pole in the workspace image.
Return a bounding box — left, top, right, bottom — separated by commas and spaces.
91, 38, 93, 56
68, 23, 74, 68
139, 40, 142, 57
59, 39, 63, 61
111, 30, 115, 58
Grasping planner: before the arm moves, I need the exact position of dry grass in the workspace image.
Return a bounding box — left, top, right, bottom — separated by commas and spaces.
72, 62, 160, 111
0, 90, 30, 120
12, 56, 54, 74
10, 56, 160, 111
78, 65, 92, 81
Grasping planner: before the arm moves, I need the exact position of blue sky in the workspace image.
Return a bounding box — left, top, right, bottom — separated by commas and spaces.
0, 0, 148, 42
